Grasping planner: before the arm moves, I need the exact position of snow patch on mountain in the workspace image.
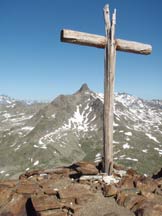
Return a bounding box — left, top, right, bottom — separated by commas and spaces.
123, 143, 130, 149
21, 126, 34, 131
33, 160, 39, 166
0, 95, 15, 105
68, 105, 89, 131
0, 87, 162, 178
125, 132, 132, 136
125, 157, 138, 162
145, 133, 160, 143
142, 149, 148, 153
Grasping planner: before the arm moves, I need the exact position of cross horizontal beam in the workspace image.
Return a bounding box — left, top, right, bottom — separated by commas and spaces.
61, 29, 152, 55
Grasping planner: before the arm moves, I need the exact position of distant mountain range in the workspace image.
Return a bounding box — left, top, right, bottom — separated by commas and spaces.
0, 84, 162, 179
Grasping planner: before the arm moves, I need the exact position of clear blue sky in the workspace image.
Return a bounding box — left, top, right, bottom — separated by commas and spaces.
0, 0, 161, 100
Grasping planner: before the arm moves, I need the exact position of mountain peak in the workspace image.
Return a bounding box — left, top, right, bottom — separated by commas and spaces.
0, 95, 15, 105
77, 83, 90, 93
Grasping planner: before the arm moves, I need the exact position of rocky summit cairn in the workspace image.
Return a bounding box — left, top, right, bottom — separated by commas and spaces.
0, 161, 162, 216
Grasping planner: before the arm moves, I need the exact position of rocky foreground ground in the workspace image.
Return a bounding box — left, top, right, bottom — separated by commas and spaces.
0, 162, 162, 216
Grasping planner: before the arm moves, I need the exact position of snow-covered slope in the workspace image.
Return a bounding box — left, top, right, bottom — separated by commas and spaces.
0, 84, 162, 179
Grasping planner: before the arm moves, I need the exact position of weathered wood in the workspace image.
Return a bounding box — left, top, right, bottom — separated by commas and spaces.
108, 8, 116, 175
116, 39, 152, 54
60, 4, 152, 176
103, 5, 116, 175
61, 29, 152, 55
103, 4, 111, 175
103, 4, 110, 34
61, 29, 105, 48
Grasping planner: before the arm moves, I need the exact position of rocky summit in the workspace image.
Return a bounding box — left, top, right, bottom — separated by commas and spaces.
0, 84, 162, 179
1, 161, 162, 216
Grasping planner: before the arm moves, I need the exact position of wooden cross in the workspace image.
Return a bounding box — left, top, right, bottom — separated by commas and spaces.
60, 4, 152, 175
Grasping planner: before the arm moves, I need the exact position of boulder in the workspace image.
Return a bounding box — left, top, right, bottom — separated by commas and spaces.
39, 177, 72, 193
123, 194, 145, 210
116, 189, 140, 206
16, 181, 40, 194
0, 187, 13, 208
135, 201, 162, 216
59, 183, 94, 205
31, 194, 62, 212
71, 161, 99, 175
135, 178, 157, 193
140, 191, 162, 205
0, 193, 27, 216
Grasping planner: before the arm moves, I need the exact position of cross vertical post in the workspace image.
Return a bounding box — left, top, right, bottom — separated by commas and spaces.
103, 5, 116, 175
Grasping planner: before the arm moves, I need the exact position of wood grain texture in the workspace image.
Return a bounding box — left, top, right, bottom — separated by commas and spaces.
103, 5, 116, 175
61, 29, 152, 55
61, 29, 106, 49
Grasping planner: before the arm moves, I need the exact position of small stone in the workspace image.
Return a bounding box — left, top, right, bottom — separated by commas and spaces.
126, 169, 138, 176
155, 178, 162, 187
153, 204, 162, 212
116, 191, 128, 206
24, 169, 41, 178
103, 175, 120, 185
61, 197, 76, 206
0, 180, 17, 188
154, 187, 162, 195
53, 168, 70, 176
114, 170, 127, 178
103, 184, 118, 197
74, 161, 99, 175
43, 187, 59, 195
120, 175, 135, 190
37, 174, 48, 181
113, 163, 126, 171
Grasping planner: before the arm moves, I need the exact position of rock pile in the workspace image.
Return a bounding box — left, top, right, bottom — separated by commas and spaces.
0, 162, 162, 216
105, 168, 162, 216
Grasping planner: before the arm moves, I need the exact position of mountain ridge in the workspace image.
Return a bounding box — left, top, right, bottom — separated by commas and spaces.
0, 84, 162, 179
